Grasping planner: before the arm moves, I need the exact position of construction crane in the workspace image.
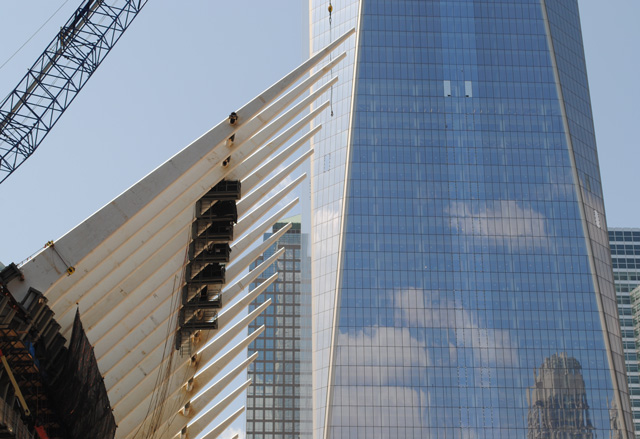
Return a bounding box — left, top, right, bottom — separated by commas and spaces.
0, 0, 150, 185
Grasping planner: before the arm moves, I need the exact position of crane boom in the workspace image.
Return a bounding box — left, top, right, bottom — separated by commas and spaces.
0, 0, 149, 184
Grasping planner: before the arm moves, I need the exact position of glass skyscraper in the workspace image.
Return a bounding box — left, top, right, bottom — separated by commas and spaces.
610, 228, 640, 436
309, 1, 633, 438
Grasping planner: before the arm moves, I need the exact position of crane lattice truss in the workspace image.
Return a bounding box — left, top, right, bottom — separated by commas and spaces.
0, 0, 149, 184
5, 29, 353, 439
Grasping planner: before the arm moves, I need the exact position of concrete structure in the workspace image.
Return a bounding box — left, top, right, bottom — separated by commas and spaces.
309, 1, 632, 438
0, 29, 353, 439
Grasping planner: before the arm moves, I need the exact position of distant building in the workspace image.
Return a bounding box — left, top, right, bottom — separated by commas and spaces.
632, 285, 640, 369
246, 215, 312, 439
610, 228, 640, 436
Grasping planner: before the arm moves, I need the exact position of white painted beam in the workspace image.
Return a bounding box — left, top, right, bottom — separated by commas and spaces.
119, 341, 260, 438
237, 149, 313, 218
161, 380, 251, 439
9, 27, 355, 302
38, 93, 326, 337
215, 275, 276, 332
230, 198, 299, 261
104, 263, 278, 397
53, 115, 313, 341
190, 341, 261, 400
228, 83, 333, 167
195, 406, 244, 439
0, 28, 358, 439
190, 348, 259, 401
225, 223, 292, 284
234, 51, 343, 141
58, 227, 188, 340
235, 182, 303, 239
120, 337, 261, 438
92, 273, 177, 360
96, 239, 281, 376
241, 144, 315, 201
108, 265, 280, 414
235, 98, 329, 185
47, 95, 321, 336
112, 299, 272, 425
221, 250, 283, 304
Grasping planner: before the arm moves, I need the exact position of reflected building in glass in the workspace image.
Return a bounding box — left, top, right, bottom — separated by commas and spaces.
246, 216, 312, 439
610, 228, 640, 436
309, 1, 633, 438
527, 353, 594, 439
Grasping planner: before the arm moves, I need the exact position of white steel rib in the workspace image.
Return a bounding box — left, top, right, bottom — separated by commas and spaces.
99, 250, 284, 375
125, 345, 260, 438
229, 200, 299, 262
90, 194, 297, 358
4, 28, 355, 439
159, 379, 252, 439
85, 223, 283, 370
165, 379, 252, 439
50, 97, 324, 343
8, 28, 353, 301
225, 223, 293, 283
105, 254, 281, 399
51, 103, 322, 336
113, 301, 273, 430
199, 406, 245, 439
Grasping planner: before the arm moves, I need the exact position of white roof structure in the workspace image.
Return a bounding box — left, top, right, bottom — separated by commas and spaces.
5, 28, 354, 439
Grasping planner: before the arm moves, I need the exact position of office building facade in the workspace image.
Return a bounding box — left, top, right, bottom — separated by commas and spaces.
309, 1, 633, 438
246, 216, 312, 439
610, 228, 640, 436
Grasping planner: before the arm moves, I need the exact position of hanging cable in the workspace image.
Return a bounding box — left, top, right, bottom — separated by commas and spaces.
328, 2, 334, 116
0, 0, 70, 73
44, 240, 75, 275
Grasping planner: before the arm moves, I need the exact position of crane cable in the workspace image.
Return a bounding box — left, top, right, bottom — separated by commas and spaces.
0, 0, 70, 74
328, 2, 334, 117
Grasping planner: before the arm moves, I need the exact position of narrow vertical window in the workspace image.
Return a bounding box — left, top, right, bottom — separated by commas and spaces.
444, 80, 451, 97
465, 80, 473, 97
584, 174, 592, 192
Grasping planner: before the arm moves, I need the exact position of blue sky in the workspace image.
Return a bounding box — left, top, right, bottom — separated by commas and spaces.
0, 1, 638, 263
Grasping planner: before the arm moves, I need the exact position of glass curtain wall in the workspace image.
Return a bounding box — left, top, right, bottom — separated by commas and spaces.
309, 1, 633, 438
610, 228, 640, 437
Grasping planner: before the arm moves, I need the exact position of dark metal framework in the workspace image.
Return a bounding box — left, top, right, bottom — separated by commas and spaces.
0, 0, 149, 184
0, 279, 69, 438
177, 180, 241, 354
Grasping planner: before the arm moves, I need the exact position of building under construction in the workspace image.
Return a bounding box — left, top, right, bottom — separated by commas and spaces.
0, 2, 353, 435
